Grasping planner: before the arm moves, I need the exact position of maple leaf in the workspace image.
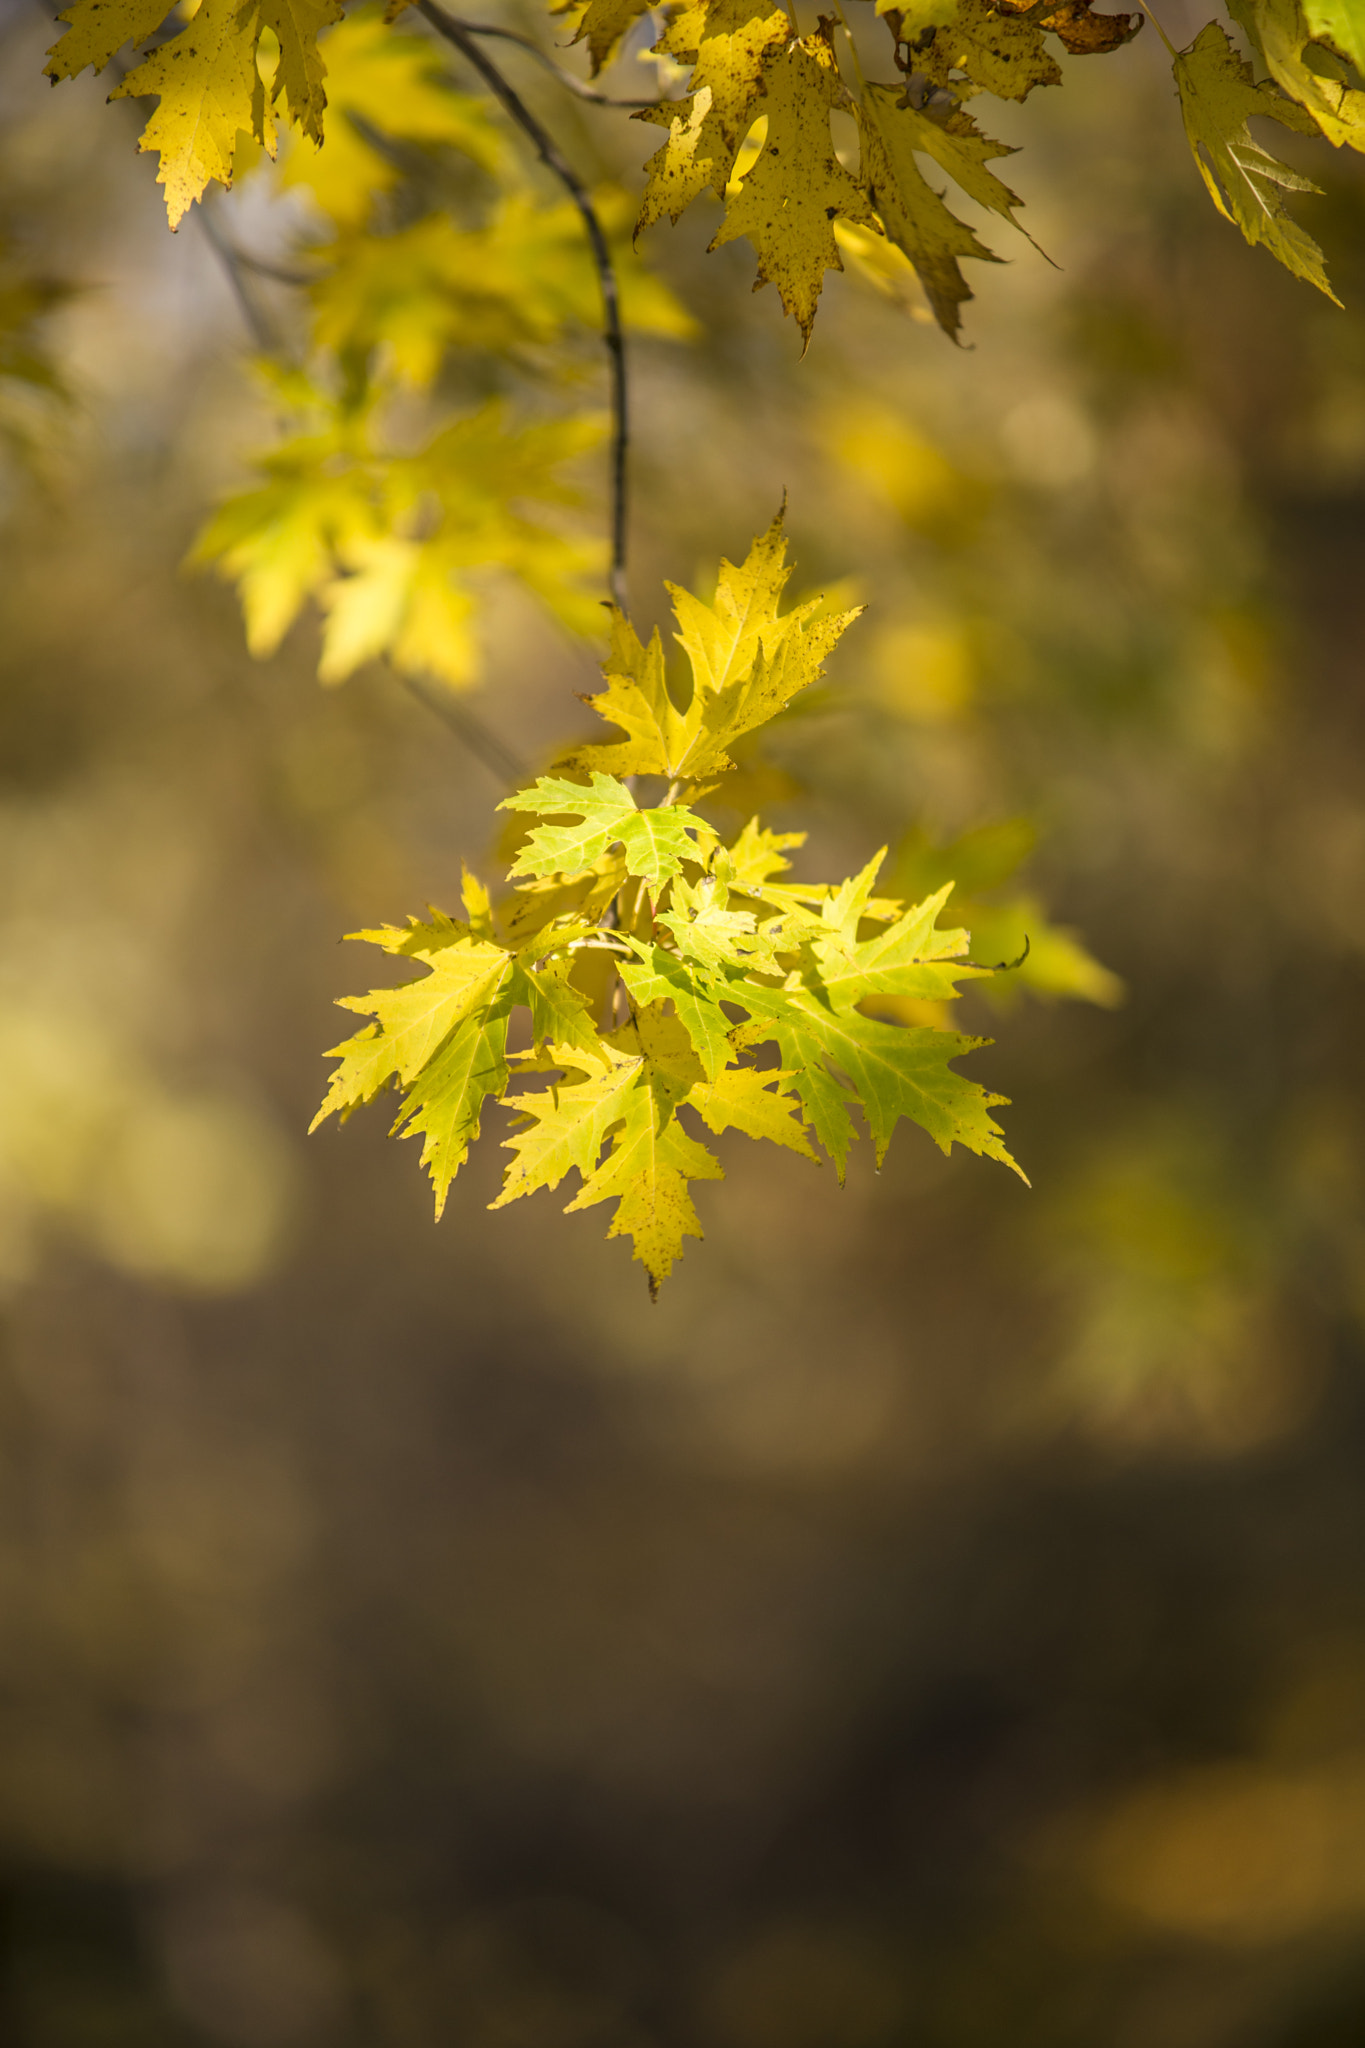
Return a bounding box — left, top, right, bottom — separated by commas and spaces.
44, 0, 173, 81
557, 0, 657, 73
1172, 21, 1338, 301
498, 855, 628, 945
390, 982, 514, 1214
635, 0, 792, 229
191, 389, 605, 689
48, 0, 343, 226
1304, 0, 1365, 73
309, 194, 695, 387
656, 871, 780, 977
280, 3, 506, 228
689, 1063, 817, 1155
1225, 0, 1365, 154
733, 977, 1023, 1181
803, 858, 986, 1010
493, 1003, 724, 1294
492, 1047, 644, 1208
712, 23, 880, 347
860, 83, 1003, 339
725, 817, 807, 888
111, 0, 275, 228
618, 946, 737, 1078
501, 773, 712, 887
557, 512, 861, 782
312, 929, 514, 1128
567, 1085, 724, 1295
993, 0, 1142, 57
918, 0, 1062, 102
512, 956, 601, 1059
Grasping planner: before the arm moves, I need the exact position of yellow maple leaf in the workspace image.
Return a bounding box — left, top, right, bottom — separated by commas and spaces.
45, 0, 174, 81
918, 0, 1062, 100
557, 510, 861, 781
859, 83, 1001, 339
48, 0, 344, 226
711, 23, 879, 347
279, 2, 505, 228
635, 0, 791, 229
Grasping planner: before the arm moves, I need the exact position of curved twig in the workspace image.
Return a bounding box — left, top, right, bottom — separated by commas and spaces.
440, 17, 667, 108
416, 0, 631, 614
398, 668, 529, 783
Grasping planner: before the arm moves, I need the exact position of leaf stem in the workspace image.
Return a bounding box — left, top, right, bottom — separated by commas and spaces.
416, 0, 632, 614
1134, 0, 1177, 58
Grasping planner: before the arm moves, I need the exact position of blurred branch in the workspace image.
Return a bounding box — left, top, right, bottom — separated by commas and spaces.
194, 197, 283, 352
397, 668, 529, 785
415, 0, 631, 614
436, 17, 666, 108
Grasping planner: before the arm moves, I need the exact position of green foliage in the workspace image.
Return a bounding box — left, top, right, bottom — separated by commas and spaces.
313, 521, 1030, 1293
1172, 20, 1338, 302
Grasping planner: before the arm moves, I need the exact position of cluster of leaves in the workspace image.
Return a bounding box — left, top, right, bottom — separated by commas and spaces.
44, 0, 1365, 342
181, 7, 692, 690
312, 518, 1028, 1292
575, 0, 1361, 336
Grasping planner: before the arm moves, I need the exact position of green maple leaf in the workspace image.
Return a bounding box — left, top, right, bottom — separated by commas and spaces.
656, 871, 780, 977
501, 772, 712, 887
1172, 21, 1338, 300
557, 513, 861, 783
618, 946, 736, 1079
512, 956, 601, 1059
804, 858, 985, 1009
733, 977, 1023, 1180
712, 24, 880, 347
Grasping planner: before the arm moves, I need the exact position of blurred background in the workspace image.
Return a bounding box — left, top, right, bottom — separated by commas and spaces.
3, 0, 1365, 2038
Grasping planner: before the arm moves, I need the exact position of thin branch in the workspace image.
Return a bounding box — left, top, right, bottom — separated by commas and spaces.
194, 200, 280, 352
416, 0, 631, 615
228, 247, 317, 287
398, 668, 529, 784
439, 17, 667, 108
